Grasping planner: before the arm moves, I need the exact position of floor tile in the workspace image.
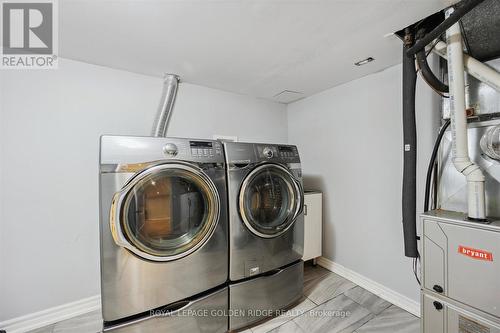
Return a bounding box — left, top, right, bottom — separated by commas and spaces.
304, 272, 356, 305
23, 268, 421, 333
303, 263, 330, 284
251, 297, 316, 333
343, 286, 391, 315
294, 294, 374, 333
355, 305, 420, 333
52, 310, 102, 333
268, 320, 306, 333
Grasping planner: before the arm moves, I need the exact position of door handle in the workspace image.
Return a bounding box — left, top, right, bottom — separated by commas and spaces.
304, 204, 308, 216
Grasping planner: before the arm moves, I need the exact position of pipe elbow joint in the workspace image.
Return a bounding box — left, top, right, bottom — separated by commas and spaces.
464, 164, 486, 182
453, 158, 485, 182
452, 158, 473, 174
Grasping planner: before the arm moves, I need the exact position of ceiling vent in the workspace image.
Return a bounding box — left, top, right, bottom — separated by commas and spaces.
273, 90, 305, 104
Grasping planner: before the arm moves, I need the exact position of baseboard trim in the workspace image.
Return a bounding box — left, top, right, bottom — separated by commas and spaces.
316, 257, 421, 317
0, 295, 100, 333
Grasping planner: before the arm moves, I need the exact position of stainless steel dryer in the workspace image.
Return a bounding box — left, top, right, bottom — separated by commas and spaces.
99, 136, 228, 332
224, 142, 304, 330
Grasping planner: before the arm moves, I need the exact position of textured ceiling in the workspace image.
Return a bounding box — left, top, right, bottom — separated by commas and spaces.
60, 0, 459, 103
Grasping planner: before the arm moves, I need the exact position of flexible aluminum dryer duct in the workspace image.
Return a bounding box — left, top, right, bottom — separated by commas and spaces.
445, 8, 486, 221
152, 74, 180, 137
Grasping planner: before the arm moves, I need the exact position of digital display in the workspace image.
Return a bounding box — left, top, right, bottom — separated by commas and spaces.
278, 146, 293, 152
190, 141, 213, 148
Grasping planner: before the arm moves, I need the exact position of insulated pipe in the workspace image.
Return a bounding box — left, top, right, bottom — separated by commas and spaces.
415, 29, 449, 94
432, 41, 500, 92
406, 0, 486, 56
416, 48, 449, 93
402, 30, 419, 258
445, 8, 486, 221
152, 74, 180, 137
415, 29, 448, 94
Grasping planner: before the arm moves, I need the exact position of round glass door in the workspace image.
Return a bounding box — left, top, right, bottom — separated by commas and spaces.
111, 163, 220, 261
239, 164, 302, 238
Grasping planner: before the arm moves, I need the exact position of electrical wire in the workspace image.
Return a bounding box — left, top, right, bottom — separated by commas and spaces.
424, 119, 452, 212
411, 119, 452, 286
413, 256, 421, 285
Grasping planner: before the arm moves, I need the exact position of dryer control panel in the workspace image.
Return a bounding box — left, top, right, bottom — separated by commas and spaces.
190, 140, 223, 158
277, 145, 299, 158
256, 144, 299, 162
100, 136, 225, 166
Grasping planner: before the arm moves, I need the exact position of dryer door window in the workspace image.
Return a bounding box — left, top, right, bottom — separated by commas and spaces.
239, 164, 302, 238
110, 163, 220, 261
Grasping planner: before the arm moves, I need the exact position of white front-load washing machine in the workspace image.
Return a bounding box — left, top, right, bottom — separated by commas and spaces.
224, 141, 304, 330
99, 136, 228, 332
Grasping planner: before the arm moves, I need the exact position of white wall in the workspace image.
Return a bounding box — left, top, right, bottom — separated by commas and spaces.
287, 63, 440, 303
0, 59, 287, 322
0, 71, 4, 300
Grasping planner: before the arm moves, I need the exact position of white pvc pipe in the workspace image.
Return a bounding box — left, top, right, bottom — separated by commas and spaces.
445, 8, 486, 220
432, 41, 500, 92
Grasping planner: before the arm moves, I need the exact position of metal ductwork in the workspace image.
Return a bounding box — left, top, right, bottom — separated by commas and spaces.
152, 74, 180, 137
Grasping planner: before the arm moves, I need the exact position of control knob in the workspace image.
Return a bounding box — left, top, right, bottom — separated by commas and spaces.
263, 147, 273, 158
163, 143, 178, 156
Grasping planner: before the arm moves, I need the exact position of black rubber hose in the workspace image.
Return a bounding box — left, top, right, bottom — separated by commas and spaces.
402, 32, 419, 259
424, 119, 451, 212
415, 30, 449, 93
406, 0, 486, 56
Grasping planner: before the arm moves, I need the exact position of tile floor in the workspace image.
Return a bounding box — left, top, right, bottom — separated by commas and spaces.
27, 264, 420, 333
